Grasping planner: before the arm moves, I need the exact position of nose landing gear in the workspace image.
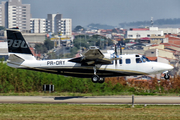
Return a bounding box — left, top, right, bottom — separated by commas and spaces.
163, 71, 170, 80
164, 73, 170, 80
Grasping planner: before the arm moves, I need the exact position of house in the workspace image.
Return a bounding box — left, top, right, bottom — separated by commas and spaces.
144, 48, 176, 60
150, 34, 166, 44
165, 34, 180, 46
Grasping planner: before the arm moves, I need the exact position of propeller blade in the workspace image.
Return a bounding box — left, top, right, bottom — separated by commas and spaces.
120, 44, 122, 55
114, 44, 117, 66
115, 44, 117, 56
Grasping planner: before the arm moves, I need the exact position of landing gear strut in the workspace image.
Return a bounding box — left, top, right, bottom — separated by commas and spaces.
91, 66, 105, 83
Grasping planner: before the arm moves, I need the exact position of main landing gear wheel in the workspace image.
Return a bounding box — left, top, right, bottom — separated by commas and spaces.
91, 75, 100, 83
164, 73, 170, 80
91, 75, 105, 83
92, 66, 105, 83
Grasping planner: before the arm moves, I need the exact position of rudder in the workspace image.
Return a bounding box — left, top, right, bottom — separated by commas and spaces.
6, 28, 33, 55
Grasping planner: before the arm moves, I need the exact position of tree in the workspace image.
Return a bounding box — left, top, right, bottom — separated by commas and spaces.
44, 39, 54, 50
35, 44, 47, 54
73, 35, 114, 50
73, 25, 85, 32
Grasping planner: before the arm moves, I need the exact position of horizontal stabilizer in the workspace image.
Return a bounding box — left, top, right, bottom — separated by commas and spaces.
7, 54, 24, 64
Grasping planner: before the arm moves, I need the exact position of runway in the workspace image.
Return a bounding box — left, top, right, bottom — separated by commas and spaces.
0, 96, 180, 104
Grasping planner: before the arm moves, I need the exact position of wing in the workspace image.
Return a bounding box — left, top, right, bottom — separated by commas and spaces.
69, 46, 112, 65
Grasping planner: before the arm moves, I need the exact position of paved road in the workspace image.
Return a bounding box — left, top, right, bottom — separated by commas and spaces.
0, 96, 180, 104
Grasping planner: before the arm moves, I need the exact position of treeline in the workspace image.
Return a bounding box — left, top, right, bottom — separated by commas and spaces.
87, 23, 115, 29
0, 61, 180, 95
119, 18, 180, 28
73, 35, 114, 50
34, 39, 54, 54
0, 61, 128, 94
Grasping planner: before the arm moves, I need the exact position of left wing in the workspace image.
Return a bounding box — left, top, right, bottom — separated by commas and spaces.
69, 46, 112, 65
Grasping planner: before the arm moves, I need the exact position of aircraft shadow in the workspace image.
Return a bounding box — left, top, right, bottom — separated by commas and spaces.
54, 96, 85, 100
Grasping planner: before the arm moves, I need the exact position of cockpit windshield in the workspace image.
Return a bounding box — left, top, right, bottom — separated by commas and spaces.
141, 56, 150, 62
136, 56, 150, 63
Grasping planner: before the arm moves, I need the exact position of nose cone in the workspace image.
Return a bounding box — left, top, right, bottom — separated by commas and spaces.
150, 62, 174, 74
166, 64, 174, 70
156, 62, 174, 72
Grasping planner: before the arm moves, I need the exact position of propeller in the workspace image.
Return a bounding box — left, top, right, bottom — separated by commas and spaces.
115, 44, 117, 66
113, 44, 122, 67
120, 43, 122, 55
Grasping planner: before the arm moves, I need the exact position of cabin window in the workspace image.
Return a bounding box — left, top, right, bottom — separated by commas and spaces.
136, 58, 142, 63
126, 59, 131, 64
119, 59, 122, 64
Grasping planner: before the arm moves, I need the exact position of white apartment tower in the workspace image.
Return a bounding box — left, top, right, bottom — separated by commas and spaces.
61, 18, 72, 36
30, 18, 46, 33
0, 0, 31, 32
46, 14, 72, 36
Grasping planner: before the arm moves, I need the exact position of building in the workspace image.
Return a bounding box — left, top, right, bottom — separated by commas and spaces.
61, 18, 72, 37
126, 27, 164, 39
46, 14, 72, 36
0, 1, 8, 27
150, 34, 166, 44
0, 42, 8, 61
165, 34, 180, 46
46, 14, 62, 34
144, 48, 176, 60
0, 0, 31, 32
30, 18, 46, 33
159, 28, 180, 35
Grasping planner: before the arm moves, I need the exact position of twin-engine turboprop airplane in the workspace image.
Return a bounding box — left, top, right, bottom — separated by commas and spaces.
6, 28, 173, 83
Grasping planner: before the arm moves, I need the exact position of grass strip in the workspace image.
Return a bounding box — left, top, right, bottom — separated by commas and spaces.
0, 104, 180, 119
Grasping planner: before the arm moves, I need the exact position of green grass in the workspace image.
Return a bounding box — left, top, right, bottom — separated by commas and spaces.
0, 104, 180, 119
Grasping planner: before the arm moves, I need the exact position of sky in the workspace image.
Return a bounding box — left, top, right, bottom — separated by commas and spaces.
1, 0, 180, 27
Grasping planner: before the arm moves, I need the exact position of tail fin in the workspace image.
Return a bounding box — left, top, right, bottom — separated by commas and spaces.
6, 28, 36, 68
6, 28, 33, 55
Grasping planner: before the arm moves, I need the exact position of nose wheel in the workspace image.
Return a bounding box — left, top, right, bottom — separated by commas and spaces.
164, 73, 170, 80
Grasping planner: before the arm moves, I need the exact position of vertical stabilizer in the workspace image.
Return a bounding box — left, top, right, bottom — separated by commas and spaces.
6, 28, 33, 55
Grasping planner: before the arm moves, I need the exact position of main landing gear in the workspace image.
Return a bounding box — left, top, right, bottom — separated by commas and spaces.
91, 66, 105, 83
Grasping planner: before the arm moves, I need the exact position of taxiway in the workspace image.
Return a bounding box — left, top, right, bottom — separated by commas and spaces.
0, 96, 180, 104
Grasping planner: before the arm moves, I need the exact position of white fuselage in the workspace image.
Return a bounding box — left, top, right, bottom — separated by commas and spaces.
7, 54, 174, 78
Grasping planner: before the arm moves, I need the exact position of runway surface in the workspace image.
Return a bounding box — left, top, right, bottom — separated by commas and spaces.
0, 96, 180, 104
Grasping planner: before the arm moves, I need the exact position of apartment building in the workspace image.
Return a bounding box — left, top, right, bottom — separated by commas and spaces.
46, 14, 72, 36
30, 18, 46, 33
46, 14, 62, 34
0, 0, 31, 32
61, 18, 72, 36
0, 1, 8, 27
